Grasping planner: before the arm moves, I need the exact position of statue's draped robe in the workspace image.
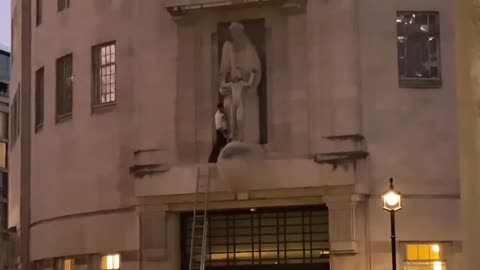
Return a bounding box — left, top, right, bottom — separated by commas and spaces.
220, 40, 262, 143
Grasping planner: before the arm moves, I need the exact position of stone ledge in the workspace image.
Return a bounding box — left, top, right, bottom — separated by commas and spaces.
330, 241, 359, 254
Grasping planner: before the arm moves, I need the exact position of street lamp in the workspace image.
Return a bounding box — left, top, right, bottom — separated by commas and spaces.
382, 178, 402, 270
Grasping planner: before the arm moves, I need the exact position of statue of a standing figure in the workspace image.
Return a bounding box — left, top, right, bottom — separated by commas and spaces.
219, 22, 262, 143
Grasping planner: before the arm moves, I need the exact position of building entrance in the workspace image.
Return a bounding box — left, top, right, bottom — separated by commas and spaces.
180, 206, 330, 270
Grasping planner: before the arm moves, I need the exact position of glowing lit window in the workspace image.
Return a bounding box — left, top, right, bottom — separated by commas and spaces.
101, 254, 120, 270
63, 259, 73, 270
54, 258, 73, 270
405, 243, 446, 270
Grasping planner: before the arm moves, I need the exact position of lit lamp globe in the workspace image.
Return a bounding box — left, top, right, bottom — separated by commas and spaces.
382, 179, 402, 211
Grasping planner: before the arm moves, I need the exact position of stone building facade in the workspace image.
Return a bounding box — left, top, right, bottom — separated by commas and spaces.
9, 1, 460, 270
0, 47, 10, 270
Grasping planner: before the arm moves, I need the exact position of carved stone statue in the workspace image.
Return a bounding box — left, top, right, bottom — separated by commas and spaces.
220, 68, 256, 141
219, 22, 262, 143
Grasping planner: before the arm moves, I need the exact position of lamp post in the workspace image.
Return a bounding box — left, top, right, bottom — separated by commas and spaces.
381, 178, 402, 270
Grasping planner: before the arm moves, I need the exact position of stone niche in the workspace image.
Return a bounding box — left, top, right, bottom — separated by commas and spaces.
166, 0, 310, 163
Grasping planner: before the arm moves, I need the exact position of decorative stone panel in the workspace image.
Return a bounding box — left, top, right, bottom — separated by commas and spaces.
323, 194, 365, 254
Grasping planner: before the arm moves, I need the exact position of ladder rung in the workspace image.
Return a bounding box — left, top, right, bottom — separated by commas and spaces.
189, 168, 209, 270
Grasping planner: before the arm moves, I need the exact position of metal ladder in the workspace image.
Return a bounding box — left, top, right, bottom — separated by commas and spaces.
189, 167, 210, 270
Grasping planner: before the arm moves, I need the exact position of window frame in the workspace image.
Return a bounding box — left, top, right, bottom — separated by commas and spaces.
396, 11, 442, 89
92, 41, 117, 111
56, 54, 73, 122
35, 67, 44, 131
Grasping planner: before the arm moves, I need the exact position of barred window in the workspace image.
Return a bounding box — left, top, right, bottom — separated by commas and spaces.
58, 0, 70, 12
396, 11, 441, 88
35, 67, 44, 131
181, 206, 329, 269
56, 54, 73, 121
92, 42, 116, 107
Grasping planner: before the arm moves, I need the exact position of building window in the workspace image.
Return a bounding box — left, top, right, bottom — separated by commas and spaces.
0, 51, 10, 88
35, 67, 44, 131
0, 112, 8, 140
36, 0, 42, 26
11, 88, 20, 146
0, 172, 6, 200
404, 243, 446, 270
54, 258, 74, 270
92, 42, 116, 107
0, 202, 6, 230
0, 142, 6, 169
0, 171, 6, 230
56, 54, 73, 121
396, 11, 441, 88
181, 206, 329, 269
0, 83, 7, 97
101, 254, 120, 270
58, 0, 70, 12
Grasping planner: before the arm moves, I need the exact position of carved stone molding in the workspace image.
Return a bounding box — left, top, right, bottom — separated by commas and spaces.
166, 7, 193, 25
130, 149, 171, 178
323, 194, 365, 254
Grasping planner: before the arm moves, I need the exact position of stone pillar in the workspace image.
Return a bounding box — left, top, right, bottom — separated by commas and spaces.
324, 195, 367, 270
139, 206, 181, 270
456, 1, 480, 269
139, 205, 168, 261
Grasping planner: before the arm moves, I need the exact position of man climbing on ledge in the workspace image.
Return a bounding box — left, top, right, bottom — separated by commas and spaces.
208, 102, 229, 163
